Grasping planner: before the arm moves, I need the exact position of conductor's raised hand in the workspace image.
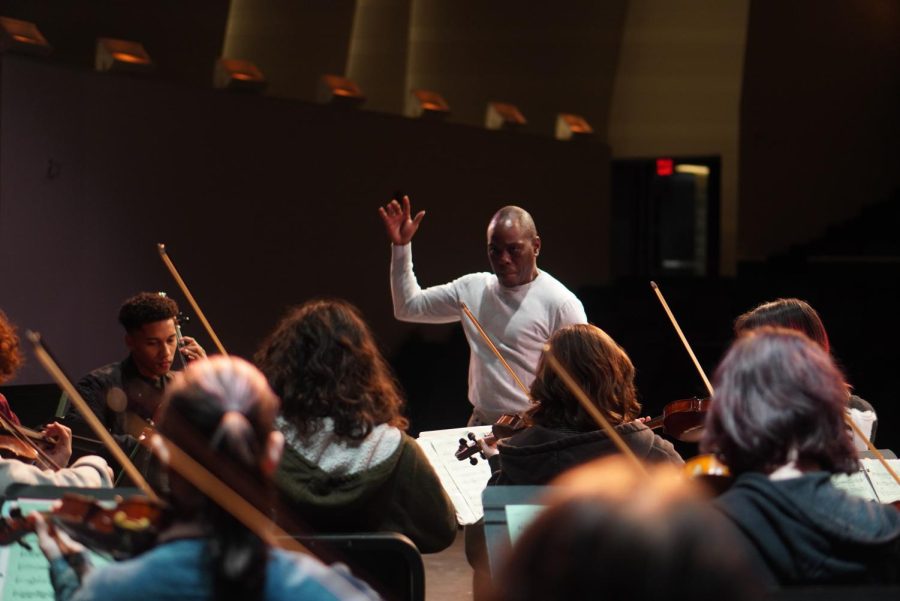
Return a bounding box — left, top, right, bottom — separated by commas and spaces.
378, 195, 425, 246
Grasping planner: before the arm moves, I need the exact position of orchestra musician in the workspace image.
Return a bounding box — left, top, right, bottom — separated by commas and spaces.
33, 356, 379, 601
490, 456, 764, 601
733, 297, 878, 448
469, 324, 682, 600
255, 298, 457, 553
379, 196, 587, 425
701, 327, 900, 586
65, 292, 206, 461
0, 309, 113, 490
481, 323, 683, 485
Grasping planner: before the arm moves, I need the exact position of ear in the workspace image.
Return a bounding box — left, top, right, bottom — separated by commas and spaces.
261, 430, 284, 476
124, 333, 135, 351
533, 236, 542, 256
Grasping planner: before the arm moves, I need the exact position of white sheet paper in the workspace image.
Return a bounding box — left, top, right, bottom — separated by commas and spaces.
417, 426, 493, 525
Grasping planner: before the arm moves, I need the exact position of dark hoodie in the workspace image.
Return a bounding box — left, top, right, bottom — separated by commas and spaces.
276, 432, 457, 553
488, 421, 683, 485
714, 472, 900, 587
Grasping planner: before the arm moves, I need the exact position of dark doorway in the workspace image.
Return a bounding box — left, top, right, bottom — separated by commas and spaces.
611, 156, 721, 279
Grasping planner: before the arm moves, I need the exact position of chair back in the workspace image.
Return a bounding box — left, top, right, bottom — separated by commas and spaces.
288, 532, 425, 601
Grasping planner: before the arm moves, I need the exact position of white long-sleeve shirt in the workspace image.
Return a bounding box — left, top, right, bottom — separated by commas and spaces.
390, 243, 587, 420
0, 454, 113, 493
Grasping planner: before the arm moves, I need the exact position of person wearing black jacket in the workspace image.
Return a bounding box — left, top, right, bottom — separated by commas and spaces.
485, 323, 682, 484
467, 324, 682, 599
702, 327, 900, 587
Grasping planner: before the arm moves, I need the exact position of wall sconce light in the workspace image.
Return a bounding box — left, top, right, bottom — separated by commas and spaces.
317, 74, 365, 108
0, 16, 52, 56
408, 89, 450, 120
214, 58, 266, 92
555, 113, 593, 141
95, 38, 154, 73
485, 102, 526, 131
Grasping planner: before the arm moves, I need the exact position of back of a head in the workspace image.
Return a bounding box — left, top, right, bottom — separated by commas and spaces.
528, 324, 639, 431
255, 298, 407, 440
118, 292, 179, 332
0, 310, 23, 384
701, 327, 856, 475
491, 457, 763, 601
157, 356, 279, 601
734, 298, 829, 353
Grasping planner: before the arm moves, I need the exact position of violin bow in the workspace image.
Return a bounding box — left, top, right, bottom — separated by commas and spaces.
844, 414, 900, 486
543, 344, 648, 477
651, 283, 900, 486
146, 431, 309, 555
27, 332, 162, 503
460, 303, 530, 397
650, 281, 714, 397
157, 244, 228, 356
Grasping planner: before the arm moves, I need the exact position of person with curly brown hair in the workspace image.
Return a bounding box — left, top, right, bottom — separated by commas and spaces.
0, 310, 113, 490
0, 309, 25, 426
255, 298, 457, 553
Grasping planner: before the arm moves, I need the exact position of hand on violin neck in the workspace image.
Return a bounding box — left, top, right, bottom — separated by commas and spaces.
477, 437, 500, 459
179, 336, 206, 362
40, 422, 73, 468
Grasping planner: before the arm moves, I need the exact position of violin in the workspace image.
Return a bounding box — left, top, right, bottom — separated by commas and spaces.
0, 493, 166, 559
455, 413, 527, 464
644, 397, 709, 443
0, 413, 62, 467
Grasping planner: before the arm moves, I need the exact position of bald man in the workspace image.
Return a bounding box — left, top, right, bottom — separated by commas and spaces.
379, 196, 587, 424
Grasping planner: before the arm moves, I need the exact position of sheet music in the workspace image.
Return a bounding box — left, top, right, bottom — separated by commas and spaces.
831, 470, 879, 502
417, 426, 493, 525
861, 458, 900, 504
0, 499, 110, 601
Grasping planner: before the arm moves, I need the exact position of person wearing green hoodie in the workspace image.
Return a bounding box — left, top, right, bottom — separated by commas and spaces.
255, 298, 457, 554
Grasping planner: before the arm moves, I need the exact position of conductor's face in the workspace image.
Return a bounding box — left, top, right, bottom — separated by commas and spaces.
487, 219, 541, 288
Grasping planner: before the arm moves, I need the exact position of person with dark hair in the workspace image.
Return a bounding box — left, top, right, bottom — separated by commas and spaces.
255, 298, 457, 553
484, 324, 682, 485
67, 292, 206, 462
702, 328, 900, 586
34, 356, 379, 601
733, 297, 878, 447
490, 457, 764, 601
0, 310, 114, 490
379, 196, 587, 425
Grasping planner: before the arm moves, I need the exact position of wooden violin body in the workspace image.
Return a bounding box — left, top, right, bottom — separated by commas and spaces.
0, 493, 165, 559
645, 397, 709, 443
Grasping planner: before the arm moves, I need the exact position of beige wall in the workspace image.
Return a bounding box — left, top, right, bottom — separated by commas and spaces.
608, 0, 749, 275
346, 0, 413, 114
405, 0, 627, 136
223, 0, 357, 101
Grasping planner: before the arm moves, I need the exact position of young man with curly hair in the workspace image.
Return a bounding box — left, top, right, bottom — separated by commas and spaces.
66, 292, 206, 461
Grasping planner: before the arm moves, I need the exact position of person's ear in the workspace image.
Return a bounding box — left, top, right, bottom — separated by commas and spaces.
533, 236, 542, 257
124, 333, 135, 351
261, 430, 284, 476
